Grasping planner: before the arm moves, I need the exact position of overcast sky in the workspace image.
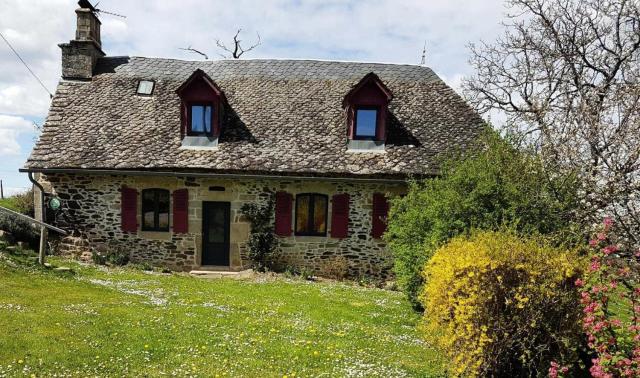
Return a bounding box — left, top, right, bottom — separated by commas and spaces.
0, 0, 507, 195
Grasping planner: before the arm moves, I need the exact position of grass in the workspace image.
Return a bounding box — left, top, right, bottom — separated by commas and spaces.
0, 243, 445, 377
0, 197, 21, 212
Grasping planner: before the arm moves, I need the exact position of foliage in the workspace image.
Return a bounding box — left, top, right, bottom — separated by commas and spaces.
464, 0, 640, 246
91, 241, 130, 266
0, 252, 445, 377
386, 133, 581, 308
573, 218, 640, 377
0, 189, 34, 216
240, 195, 278, 272
318, 255, 350, 280
421, 231, 586, 377
0, 212, 39, 249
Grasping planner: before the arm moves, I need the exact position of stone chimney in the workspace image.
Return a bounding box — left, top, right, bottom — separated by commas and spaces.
59, 0, 105, 80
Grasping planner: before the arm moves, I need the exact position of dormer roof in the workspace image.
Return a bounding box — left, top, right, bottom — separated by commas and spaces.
176, 69, 228, 105
342, 72, 393, 108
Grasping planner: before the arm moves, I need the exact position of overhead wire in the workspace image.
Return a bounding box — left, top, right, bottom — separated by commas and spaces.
0, 31, 53, 98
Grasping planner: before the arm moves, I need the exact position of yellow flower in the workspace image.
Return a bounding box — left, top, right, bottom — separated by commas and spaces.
18, 359, 24, 364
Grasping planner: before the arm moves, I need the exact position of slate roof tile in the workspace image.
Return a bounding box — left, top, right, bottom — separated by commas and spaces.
25, 57, 486, 178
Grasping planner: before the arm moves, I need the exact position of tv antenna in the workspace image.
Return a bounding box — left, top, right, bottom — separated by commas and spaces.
80, 0, 127, 18
420, 41, 427, 65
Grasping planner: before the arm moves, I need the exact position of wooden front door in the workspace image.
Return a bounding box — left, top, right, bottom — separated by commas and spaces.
202, 202, 230, 266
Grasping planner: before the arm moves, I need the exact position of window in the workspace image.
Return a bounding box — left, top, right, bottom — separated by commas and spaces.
188, 104, 213, 135
354, 107, 378, 139
136, 80, 155, 95
141, 189, 170, 231
295, 193, 328, 236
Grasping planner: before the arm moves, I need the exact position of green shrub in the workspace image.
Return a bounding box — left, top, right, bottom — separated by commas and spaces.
91, 242, 130, 266
0, 213, 39, 249
422, 231, 586, 377
385, 133, 581, 308
91, 250, 108, 265
241, 195, 279, 272
0, 190, 35, 216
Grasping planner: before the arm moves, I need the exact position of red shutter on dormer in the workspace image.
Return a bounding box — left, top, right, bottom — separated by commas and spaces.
371, 192, 389, 239
121, 187, 138, 233
376, 107, 387, 141
331, 194, 350, 238
173, 189, 189, 233
274, 191, 293, 236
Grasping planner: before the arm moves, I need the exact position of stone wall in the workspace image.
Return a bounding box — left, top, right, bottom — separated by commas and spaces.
38, 173, 405, 277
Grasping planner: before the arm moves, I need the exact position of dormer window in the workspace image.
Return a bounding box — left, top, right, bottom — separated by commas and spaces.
188, 103, 213, 136
342, 72, 393, 152
354, 107, 379, 140
176, 69, 228, 150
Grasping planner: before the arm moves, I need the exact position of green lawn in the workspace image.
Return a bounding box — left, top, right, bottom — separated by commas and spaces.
0, 245, 444, 377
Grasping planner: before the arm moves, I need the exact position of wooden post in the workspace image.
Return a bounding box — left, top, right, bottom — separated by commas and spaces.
0, 180, 3, 199
38, 226, 47, 265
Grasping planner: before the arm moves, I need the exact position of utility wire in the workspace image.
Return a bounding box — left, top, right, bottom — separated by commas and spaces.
0, 31, 53, 98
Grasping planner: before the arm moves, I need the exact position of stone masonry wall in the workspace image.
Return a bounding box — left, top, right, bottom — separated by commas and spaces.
38, 173, 405, 277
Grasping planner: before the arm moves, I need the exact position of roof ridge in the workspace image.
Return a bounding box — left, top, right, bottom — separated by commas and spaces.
105, 55, 434, 69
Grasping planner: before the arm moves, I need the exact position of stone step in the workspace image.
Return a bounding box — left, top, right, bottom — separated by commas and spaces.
189, 269, 253, 279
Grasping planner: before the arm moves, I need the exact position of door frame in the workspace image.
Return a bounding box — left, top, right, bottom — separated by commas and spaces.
201, 201, 231, 267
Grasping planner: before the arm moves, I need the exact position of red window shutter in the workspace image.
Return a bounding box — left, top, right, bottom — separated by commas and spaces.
331, 193, 350, 238
173, 189, 189, 233
371, 192, 389, 239
121, 187, 138, 233
376, 107, 387, 141
274, 191, 293, 236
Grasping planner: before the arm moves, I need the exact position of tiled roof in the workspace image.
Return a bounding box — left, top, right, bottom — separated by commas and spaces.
25, 57, 486, 178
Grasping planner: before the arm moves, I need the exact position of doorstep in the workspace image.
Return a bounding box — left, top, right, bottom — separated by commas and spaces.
189, 268, 254, 279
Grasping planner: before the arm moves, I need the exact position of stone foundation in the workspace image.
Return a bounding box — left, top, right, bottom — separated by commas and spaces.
37, 173, 405, 277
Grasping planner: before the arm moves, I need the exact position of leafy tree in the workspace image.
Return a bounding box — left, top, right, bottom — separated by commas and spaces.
386, 133, 581, 308
464, 0, 640, 246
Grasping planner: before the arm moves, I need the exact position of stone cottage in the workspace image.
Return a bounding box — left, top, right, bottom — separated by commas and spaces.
22, 1, 485, 276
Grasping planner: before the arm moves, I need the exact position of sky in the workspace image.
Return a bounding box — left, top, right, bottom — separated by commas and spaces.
0, 0, 507, 196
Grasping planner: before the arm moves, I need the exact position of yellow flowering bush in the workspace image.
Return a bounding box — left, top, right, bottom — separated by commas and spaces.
421, 231, 586, 377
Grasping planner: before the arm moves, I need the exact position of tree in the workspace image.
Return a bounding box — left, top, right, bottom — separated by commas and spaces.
464, 0, 640, 246
215, 29, 261, 59
386, 133, 581, 308
180, 29, 261, 60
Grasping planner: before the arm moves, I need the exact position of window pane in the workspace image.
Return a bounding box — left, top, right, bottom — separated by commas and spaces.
191, 105, 213, 134
296, 195, 310, 233
355, 109, 377, 138
204, 105, 212, 133
191, 106, 204, 133
137, 80, 154, 95
142, 189, 170, 230
313, 195, 327, 234
208, 208, 226, 243
157, 190, 170, 229
142, 190, 155, 229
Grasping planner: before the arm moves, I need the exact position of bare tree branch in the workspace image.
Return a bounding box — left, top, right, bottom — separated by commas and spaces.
179, 46, 208, 60
215, 29, 261, 59
464, 0, 640, 246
